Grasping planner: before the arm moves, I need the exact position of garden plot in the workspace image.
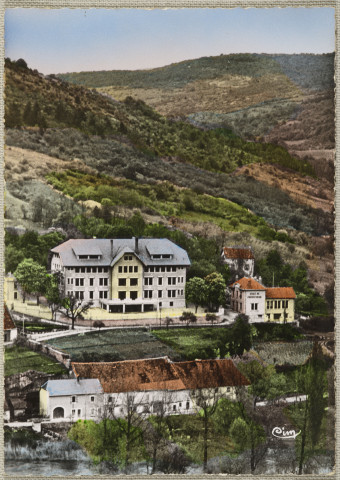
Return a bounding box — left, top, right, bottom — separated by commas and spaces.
254, 341, 313, 366
43, 328, 181, 362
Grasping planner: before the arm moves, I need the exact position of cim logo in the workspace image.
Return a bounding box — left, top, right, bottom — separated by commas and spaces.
272, 426, 301, 439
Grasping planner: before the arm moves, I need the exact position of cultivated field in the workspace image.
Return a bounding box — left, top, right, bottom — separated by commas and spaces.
253, 341, 313, 366
44, 328, 181, 362
5, 345, 67, 376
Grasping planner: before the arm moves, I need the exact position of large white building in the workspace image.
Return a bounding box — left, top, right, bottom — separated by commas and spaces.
50, 237, 191, 312
39, 357, 250, 421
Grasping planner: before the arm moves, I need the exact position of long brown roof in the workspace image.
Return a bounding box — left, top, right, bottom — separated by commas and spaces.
230, 277, 266, 290
266, 287, 296, 299
72, 357, 250, 394
223, 247, 254, 260
4, 305, 16, 330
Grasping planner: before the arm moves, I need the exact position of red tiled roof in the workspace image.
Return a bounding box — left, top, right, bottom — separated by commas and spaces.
173, 359, 250, 389
230, 277, 265, 290
266, 287, 296, 299
72, 358, 186, 393
223, 247, 254, 260
4, 305, 16, 330
72, 357, 250, 393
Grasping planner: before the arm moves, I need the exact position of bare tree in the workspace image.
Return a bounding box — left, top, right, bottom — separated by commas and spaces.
57, 293, 93, 329
192, 387, 223, 472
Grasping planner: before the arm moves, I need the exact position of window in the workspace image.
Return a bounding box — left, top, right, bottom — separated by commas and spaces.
86, 267, 91, 273
168, 290, 176, 298
134, 266, 138, 273
168, 277, 176, 285
119, 278, 126, 286
118, 291, 126, 300
251, 303, 258, 311
99, 291, 108, 299
98, 267, 103, 273
89, 278, 94, 286
128, 266, 133, 273
267, 301, 270, 309
91, 396, 95, 402
156, 267, 160, 272
170, 301, 173, 307
158, 290, 162, 298
72, 409, 75, 415
81, 267, 86, 273
144, 290, 152, 299
278, 300, 281, 309
89, 291, 94, 300
77, 409, 81, 416
108, 396, 112, 403
130, 291, 138, 300
173, 405, 176, 411
75, 278, 84, 287
75, 291, 84, 300
118, 266, 123, 273
186, 401, 190, 410
130, 278, 138, 286
274, 313, 281, 320
161, 267, 165, 272
275, 301, 278, 309
72, 396, 76, 403
124, 266, 128, 273
99, 278, 108, 286
166, 267, 171, 272
144, 278, 153, 286
124, 255, 133, 261
179, 402, 182, 407
158, 277, 163, 286
91, 267, 97, 273
75, 268, 80, 273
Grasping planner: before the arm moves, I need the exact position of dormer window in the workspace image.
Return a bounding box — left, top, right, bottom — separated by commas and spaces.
78, 254, 101, 260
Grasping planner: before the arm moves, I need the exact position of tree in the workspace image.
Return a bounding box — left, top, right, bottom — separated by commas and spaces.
185, 277, 207, 312
237, 360, 276, 409
145, 392, 173, 474
179, 311, 197, 327
192, 388, 223, 472
231, 386, 268, 474
45, 271, 64, 320
204, 272, 226, 311
164, 317, 173, 330
93, 320, 105, 330
206, 313, 217, 326
14, 259, 47, 304
228, 315, 252, 356
290, 342, 327, 474
58, 294, 93, 329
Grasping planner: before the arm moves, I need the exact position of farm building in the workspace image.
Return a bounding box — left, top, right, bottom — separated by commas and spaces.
39, 357, 250, 422
229, 277, 296, 323
221, 246, 255, 280
50, 237, 190, 312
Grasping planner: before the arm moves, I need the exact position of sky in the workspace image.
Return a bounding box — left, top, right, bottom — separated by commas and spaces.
5, 7, 335, 75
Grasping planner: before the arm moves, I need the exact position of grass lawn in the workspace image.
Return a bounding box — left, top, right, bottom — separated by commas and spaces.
166, 414, 236, 464
44, 328, 181, 362
5, 345, 67, 376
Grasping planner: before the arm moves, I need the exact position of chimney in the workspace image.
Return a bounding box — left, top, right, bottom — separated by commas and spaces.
135, 237, 139, 253
110, 239, 113, 258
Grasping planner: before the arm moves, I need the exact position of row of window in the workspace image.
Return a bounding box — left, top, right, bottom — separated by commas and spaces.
145, 266, 178, 273
67, 267, 109, 274
68, 291, 109, 300
267, 300, 289, 309
144, 277, 184, 286
118, 265, 139, 273
67, 277, 108, 287
118, 278, 138, 286
143, 289, 183, 299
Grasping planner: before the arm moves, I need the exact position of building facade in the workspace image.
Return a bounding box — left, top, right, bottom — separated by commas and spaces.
39, 357, 250, 422
50, 237, 190, 312
229, 277, 266, 322
265, 287, 296, 322
230, 277, 296, 323
39, 378, 103, 421
221, 246, 255, 280
4, 304, 17, 345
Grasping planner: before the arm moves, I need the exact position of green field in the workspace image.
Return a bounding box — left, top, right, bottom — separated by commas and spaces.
5, 346, 67, 376
44, 328, 181, 362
